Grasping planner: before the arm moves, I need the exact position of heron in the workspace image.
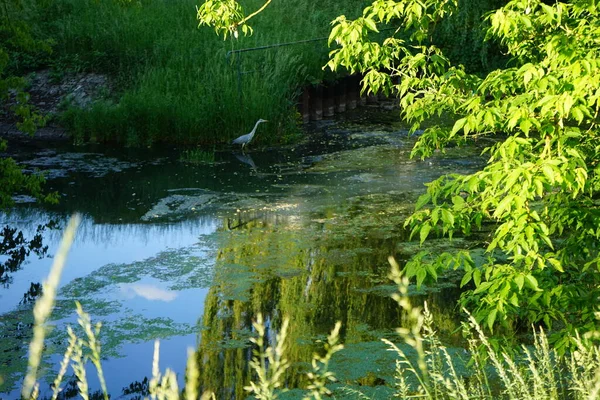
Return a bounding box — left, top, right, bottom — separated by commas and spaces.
232, 119, 268, 151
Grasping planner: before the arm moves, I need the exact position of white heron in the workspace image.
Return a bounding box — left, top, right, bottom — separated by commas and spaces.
232, 119, 268, 151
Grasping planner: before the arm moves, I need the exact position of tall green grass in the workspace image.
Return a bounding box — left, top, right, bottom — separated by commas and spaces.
29, 0, 364, 146
13, 216, 600, 400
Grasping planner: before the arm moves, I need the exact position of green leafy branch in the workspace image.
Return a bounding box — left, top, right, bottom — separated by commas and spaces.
326, 0, 600, 350
196, 0, 273, 40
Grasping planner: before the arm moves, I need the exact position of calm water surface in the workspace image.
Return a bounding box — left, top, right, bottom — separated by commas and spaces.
0, 111, 485, 399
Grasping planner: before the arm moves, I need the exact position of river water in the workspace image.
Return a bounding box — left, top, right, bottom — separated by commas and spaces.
0, 110, 485, 399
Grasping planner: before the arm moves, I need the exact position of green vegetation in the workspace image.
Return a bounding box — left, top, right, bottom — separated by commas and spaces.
326, 0, 600, 350
0, 141, 56, 209
0, 0, 56, 208
0, 0, 49, 135
5, 0, 600, 397
0, 0, 58, 285
18, 0, 366, 146
179, 148, 216, 164
5, 0, 503, 146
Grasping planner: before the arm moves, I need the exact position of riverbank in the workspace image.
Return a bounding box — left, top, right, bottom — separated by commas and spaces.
1, 69, 114, 141
3, 0, 504, 147
5, 0, 367, 146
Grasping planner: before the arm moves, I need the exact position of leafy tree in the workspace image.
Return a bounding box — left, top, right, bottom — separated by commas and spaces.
0, 0, 54, 207
1, 0, 51, 131
1, 0, 58, 286
326, 0, 600, 351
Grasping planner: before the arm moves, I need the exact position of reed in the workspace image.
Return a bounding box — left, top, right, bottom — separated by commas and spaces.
31, 0, 364, 146
383, 256, 600, 400
179, 148, 215, 164
20, 215, 81, 400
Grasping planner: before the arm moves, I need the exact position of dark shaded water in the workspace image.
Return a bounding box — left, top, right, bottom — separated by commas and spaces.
0, 111, 485, 399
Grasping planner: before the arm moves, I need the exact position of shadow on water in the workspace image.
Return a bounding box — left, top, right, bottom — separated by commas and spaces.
0, 109, 486, 398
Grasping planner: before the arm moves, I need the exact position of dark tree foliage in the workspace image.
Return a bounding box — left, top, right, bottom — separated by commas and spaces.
1, 0, 57, 295
0, 221, 57, 286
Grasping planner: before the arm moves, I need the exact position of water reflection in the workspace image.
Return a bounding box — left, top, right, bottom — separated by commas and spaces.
120, 283, 178, 302
0, 111, 485, 398
0, 211, 216, 397
197, 202, 462, 398
0, 221, 56, 288
233, 152, 257, 171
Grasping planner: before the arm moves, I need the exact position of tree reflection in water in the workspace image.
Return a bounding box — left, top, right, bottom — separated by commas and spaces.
196, 197, 463, 398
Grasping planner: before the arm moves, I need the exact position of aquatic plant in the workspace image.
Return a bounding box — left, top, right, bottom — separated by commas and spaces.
9, 217, 600, 400
179, 148, 216, 164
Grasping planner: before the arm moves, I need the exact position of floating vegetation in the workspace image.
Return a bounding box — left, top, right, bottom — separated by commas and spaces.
1, 109, 513, 397
141, 193, 218, 221
61, 245, 215, 298
22, 151, 141, 179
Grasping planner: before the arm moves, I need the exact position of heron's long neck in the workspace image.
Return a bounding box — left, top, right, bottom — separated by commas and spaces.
250, 120, 262, 137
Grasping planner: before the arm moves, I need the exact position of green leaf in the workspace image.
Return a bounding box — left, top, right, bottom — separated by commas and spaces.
519, 119, 532, 135
452, 195, 465, 209
515, 274, 524, 291
451, 118, 467, 136
561, 94, 573, 116
416, 267, 427, 288
510, 293, 519, 307
524, 274, 542, 291
541, 165, 555, 184
441, 208, 455, 228
363, 17, 378, 32
524, 70, 533, 86
415, 193, 431, 210
483, 110, 495, 128
474, 281, 493, 294
571, 107, 584, 123
420, 222, 432, 244
460, 270, 472, 287
487, 308, 498, 331
425, 263, 438, 280
548, 258, 564, 272
473, 268, 481, 287
493, 195, 513, 218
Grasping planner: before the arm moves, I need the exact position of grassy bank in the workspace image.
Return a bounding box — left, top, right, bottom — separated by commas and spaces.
7, 0, 506, 147
25, 0, 364, 146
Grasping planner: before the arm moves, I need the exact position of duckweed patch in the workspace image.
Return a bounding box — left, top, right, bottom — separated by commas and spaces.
0, 309, 37, 391
22, 151, 141, 179
141, 193, 218, 221
307, 145, 411, 174
2, 109, 498, 397
331, 340, 400, 384
61, 245, 214, 298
